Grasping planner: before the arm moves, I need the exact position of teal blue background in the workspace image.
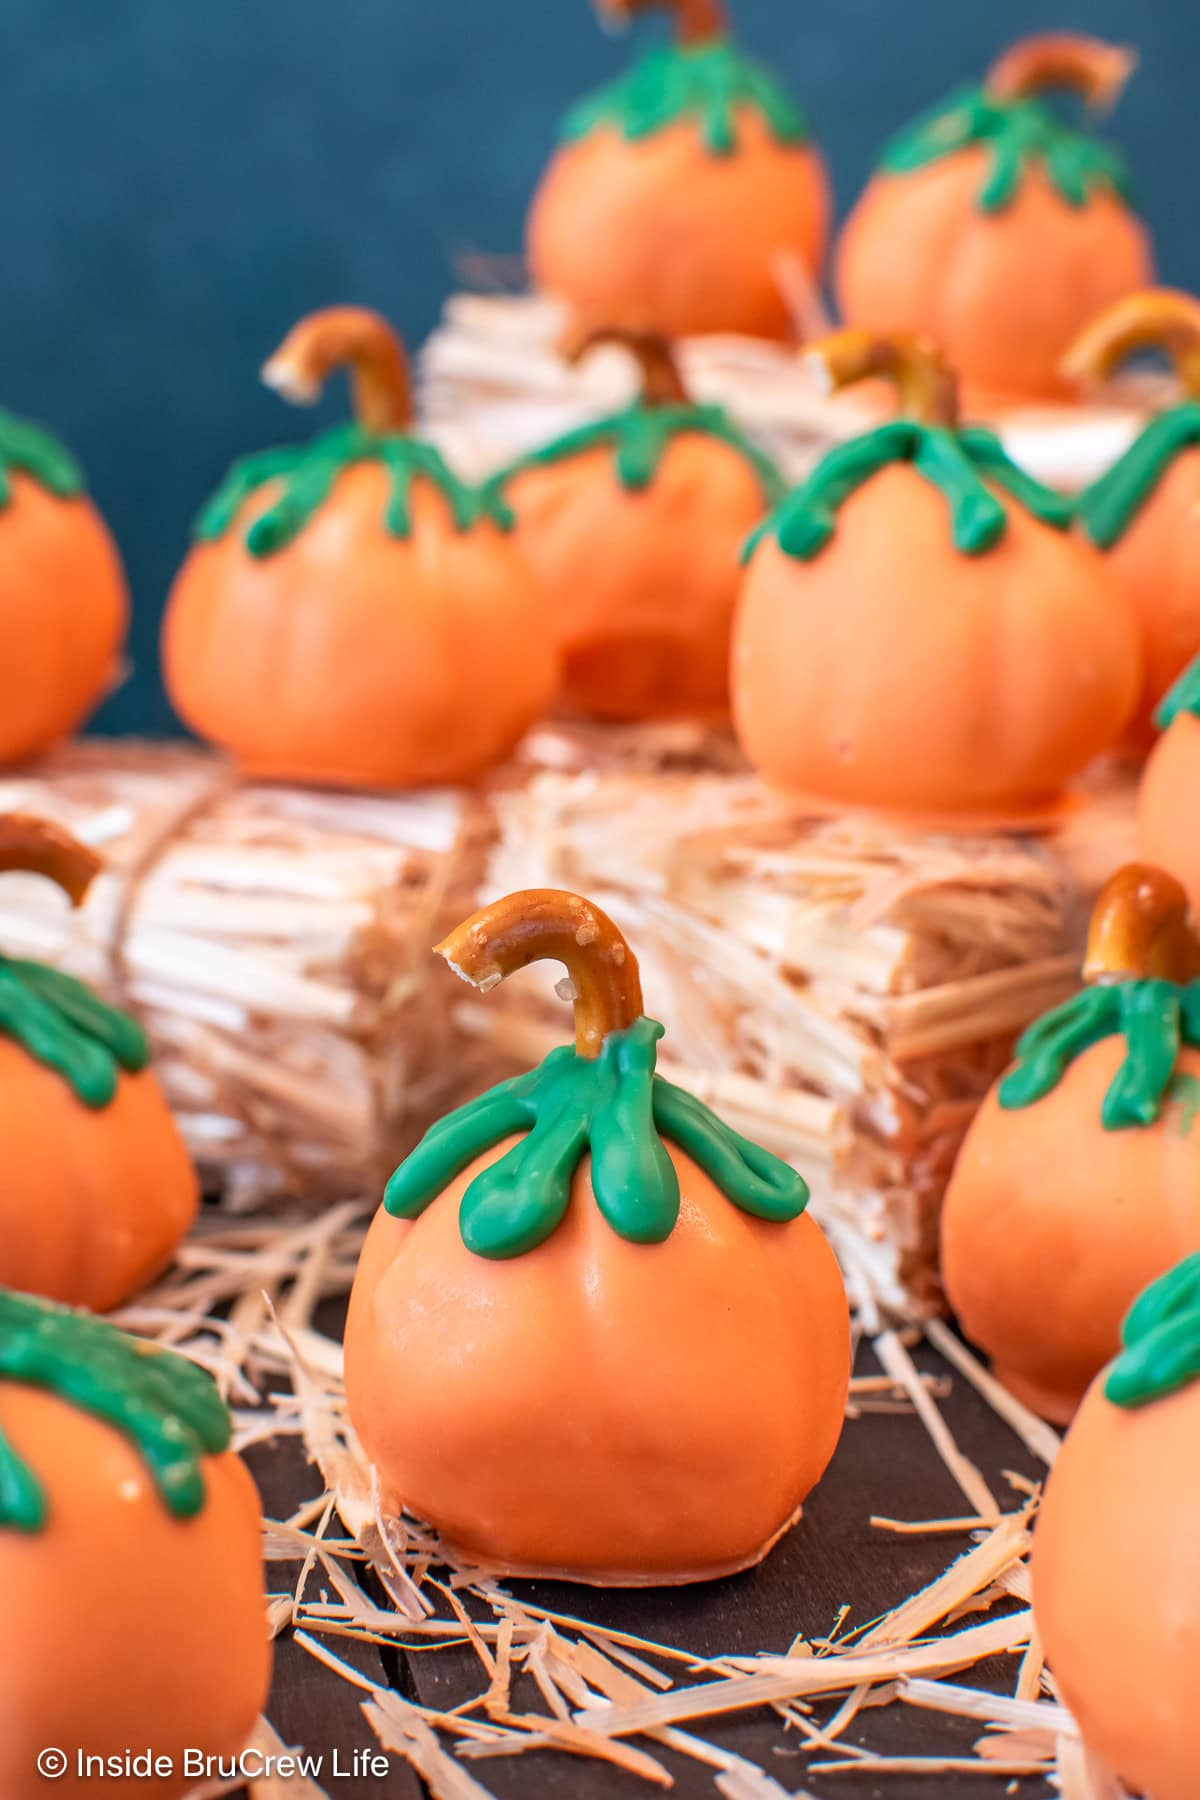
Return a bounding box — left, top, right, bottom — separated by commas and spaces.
5, 0, 1196, 734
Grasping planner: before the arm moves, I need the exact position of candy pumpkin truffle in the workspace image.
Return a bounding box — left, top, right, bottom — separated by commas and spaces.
941, 863, 1200, 1423
0, 1291, 269, 1798
495, 326, 784, 719
163, 307, 556, 791
345, 888, 850, 1584
1069, 290, 1200, 743
0, 815, 197, 1312
0, 406, 127, 767
1139, 654, 1200, 910
528, 0, 829, 342
1033, 1254, 1200, 1800
732, 330, 1139, 822
836, 34, 1153, 405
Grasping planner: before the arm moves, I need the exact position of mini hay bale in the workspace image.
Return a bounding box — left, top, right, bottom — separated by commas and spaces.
418, 290, 1162, 491
0, 741, 483, 1208
475, 723, 1138, 1318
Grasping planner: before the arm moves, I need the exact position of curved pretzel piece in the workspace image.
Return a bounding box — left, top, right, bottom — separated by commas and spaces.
987, 33, 1136, 115
1084, 863, 1200, 986
0, 814, 101, 908
804, 329, 959, 427
261, 307, 411, 435
1063, 290, 1200, 399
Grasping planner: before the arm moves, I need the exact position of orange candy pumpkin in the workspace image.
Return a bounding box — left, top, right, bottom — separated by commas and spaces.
528, 0, 829, 342
1069, 290, 1200, 745
0, 1292, 269, 1798
836, 34, 1154, 405
346, 888, 850, 1584
0, 816, 198, 1313
732, 330, 1139, 823
496, 327, 784, 719
1032, 1254, 1200, 1800
1139, 657, 1200, 909
941, 864, 1200, 1423
0, 407, 127, 768
163, 307, 557, 790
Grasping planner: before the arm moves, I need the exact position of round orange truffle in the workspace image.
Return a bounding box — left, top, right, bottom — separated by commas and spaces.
0, 412, 127, 768
942, 864, 1200, 1421
528, 0, 828, 343
0, 816, 197, 1312
0, 1293, 269, 1800
163, 307, 557, 791
836, 35, 1153, 406
497, 327, 784, 720
345, 887, 850, 1583
1033, 1254, 1200, 1800
732, 330, 1139, 823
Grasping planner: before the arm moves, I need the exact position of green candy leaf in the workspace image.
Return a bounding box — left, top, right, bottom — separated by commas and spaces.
0, 1292, 230, 1532
0, 408, 87, 509
1080, 403, 1200, 555
878, 83, 1134, 215
562, 40, 807, 157
384, 1016, 808, 1259
1105, 1252, 1200, 1408
0, 956, 148, 1109
195, 423, 511, 557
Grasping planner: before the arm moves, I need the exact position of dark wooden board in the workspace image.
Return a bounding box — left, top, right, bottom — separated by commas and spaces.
249, 1323, 1054, 1800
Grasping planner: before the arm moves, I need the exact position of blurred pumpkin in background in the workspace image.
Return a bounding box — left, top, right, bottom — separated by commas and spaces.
1068, 289, 1200, 745
0, 814, 197, 1313
495, 325, 784, 720
0, 409, 127, 768
836, 34, 1153, 405
1033, 1253, 1200, 1800
528, 0, 829, 342
732, 330, 1139, 823
0, 1291, 269, 1798
1139, 652, 1200, 911
942, 863, 1200, 1423
346, 887, 850, 1585
163, 307, 557, 791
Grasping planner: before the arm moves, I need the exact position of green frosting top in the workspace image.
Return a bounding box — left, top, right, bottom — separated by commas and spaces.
562, 39, 808, 157
385, 1015, 808, 1258
999, 978, 1200, 1130
1106, 1252, 1200, 1409
0, 408, 86, 508
742, 421, 1073, 564
1079, 403, 1200, 551
0, 955, 149, 1107
195, 422, 512, 559
878, 83, 1132, 213
492, 402, 786, 506
0, 1290, 230, 1533
1157, 651, 1200, 731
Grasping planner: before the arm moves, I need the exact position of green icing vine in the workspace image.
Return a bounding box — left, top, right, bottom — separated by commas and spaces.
0, 1290, 230, 1532
878, 83, 1132, 213
0, 955, 149, 1108
562, 40, 807, 157
742, 421, 1073, 564
1157, 652, 1200, 731
385, 1015, 808, 1258
195, 423, 512, 559
1079, 403, 1200, 550
1106, 1251, 1200, 1408
491, 403, 786, 506
998, 978, 1200, 1129
0, 408, 85, 507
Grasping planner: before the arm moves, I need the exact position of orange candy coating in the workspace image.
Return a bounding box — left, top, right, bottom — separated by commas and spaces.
0, 479, 127, 768
732, 464, 1140, 821
529, 115, 829, 342
1033, 1373, 1200, 1800
0, 1043, 198, 1312
345, 1138, 850, 1584
941, 1038, 1200, 1422
0, 1384, 269, 1800
163, 475, 557, 791
1139, 713, 1200, 910
504, 434, 772, 720
835, 151, 1152, 406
